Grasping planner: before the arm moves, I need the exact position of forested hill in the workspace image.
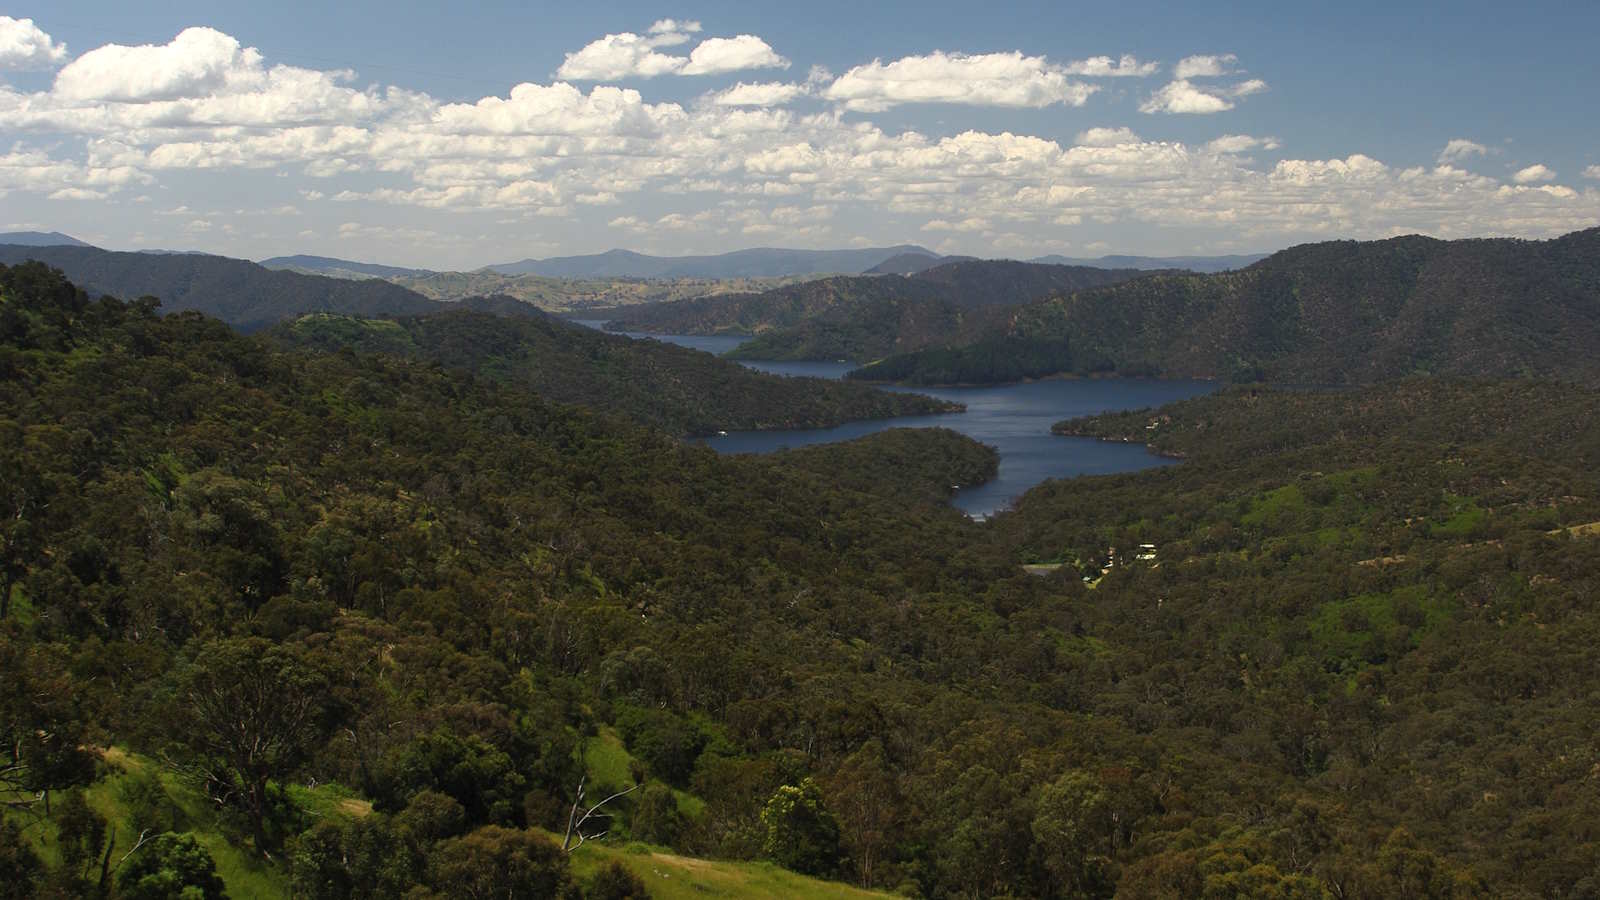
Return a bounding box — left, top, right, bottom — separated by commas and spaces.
270, 310, 959, 435
0, 243, 442, 331
0, 231, 95, 248
989, 378, 1600, 897
848, 226, 1600, 385
605, 259, 1151, 362
8, 262, 1600, 896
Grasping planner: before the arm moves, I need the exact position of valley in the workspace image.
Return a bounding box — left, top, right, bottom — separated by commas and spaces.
3, 224, 1600, 896
7, 227, 1600, 898
577, 321, 1214, 517
7, 6, 1598, 897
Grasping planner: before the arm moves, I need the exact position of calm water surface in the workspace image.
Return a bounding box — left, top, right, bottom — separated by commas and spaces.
572, 320, 1214, 517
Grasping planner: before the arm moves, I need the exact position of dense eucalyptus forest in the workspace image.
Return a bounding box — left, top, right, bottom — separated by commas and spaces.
846, 227, 1600, 386
4, 259, 1600, 899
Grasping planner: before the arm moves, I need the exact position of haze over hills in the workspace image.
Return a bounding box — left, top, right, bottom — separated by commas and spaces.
1029, 252, 1269, 272
0, 231, 95, 248
388, 269, 820, 311
864, 251, 977, 275
849, 227, 1600, 386
258, 254, 434, 279
485, 245, 939, 278
607, 259, 1154, 362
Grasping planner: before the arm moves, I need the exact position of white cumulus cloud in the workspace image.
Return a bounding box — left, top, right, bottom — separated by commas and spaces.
556, 24, 786, 80
1585, 165, 1600, 180
555, 30, 688, 80
1512, 164, 1556, 184
0, 16, 67, 70
646, 19, 702, 43
824, 51, 1098, 112
1141, 78, 1266, 114
681, 35, 789, 75
1438, 138, 1490, 162
1206, 134, 1281, 154
713, 81, 810, 107
1062, 54, 1159, 77
1075, 127, 1140, 147
1174, 53, 1238, 78
433, 82, 681, 136
54, 27, 260, 102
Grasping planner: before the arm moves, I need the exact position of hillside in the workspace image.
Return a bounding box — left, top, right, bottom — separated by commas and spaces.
259, 254, 433, 279
7, 262, 1600, 896
850, 227, 1600, 385
487, 245, 936, 278
862, 251, 972, 275
271, 309, 959, 435
0, 231, 94, 248
607, 260, 1152, 362
0, 244, 442, 331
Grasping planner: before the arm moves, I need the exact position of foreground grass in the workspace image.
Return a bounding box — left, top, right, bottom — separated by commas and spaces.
581, 726, 706, 819
567, 840, 895, 900
19, 749, 379, 898
15, 748, 881, 899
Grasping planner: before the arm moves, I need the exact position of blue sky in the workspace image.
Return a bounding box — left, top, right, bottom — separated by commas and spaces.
2, 0, 1596, 268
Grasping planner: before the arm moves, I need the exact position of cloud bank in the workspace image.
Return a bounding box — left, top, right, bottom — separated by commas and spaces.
2, 22, 1595, 263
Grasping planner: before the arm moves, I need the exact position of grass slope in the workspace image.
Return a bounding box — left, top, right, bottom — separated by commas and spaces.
566, 843, 893, 900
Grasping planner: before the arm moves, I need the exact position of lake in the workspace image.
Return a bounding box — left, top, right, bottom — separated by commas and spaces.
572, 321, 1215, 517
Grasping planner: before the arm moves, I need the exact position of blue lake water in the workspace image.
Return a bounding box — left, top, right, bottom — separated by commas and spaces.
571, 320, 1215, 517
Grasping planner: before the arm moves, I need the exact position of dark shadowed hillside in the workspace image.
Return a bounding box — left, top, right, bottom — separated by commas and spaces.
863, 251, 973, 274
0, 244, 441, 331
607, 259, 1153, 362
850, 227, 1600, 385
271, 309, 958, 435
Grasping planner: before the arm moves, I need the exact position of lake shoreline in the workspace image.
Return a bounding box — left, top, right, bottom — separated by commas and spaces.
574, 319, 1216, 517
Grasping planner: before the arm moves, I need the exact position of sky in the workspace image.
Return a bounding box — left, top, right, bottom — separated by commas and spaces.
1, 0, 1597, 269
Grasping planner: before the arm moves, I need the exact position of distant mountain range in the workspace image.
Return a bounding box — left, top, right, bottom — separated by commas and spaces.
0, 231, 95, 248
259, 254, 435, 279
1027, 253, 1268, 272
7, 231, 1266, 281
606, 259, 1155, 363
848, 227, 1600, 386
484, 245, 941, 279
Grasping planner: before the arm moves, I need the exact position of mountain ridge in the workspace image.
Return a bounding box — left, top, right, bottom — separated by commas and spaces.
848, 227, 1600, 385
486, 244, 939, 278
0, 231, 94, 248
0, 244, 446, 331
606, 259, 1155, 363
259, 254, 434, 279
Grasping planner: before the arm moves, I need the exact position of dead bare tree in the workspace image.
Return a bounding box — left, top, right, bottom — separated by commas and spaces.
561, 774, 638, 852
